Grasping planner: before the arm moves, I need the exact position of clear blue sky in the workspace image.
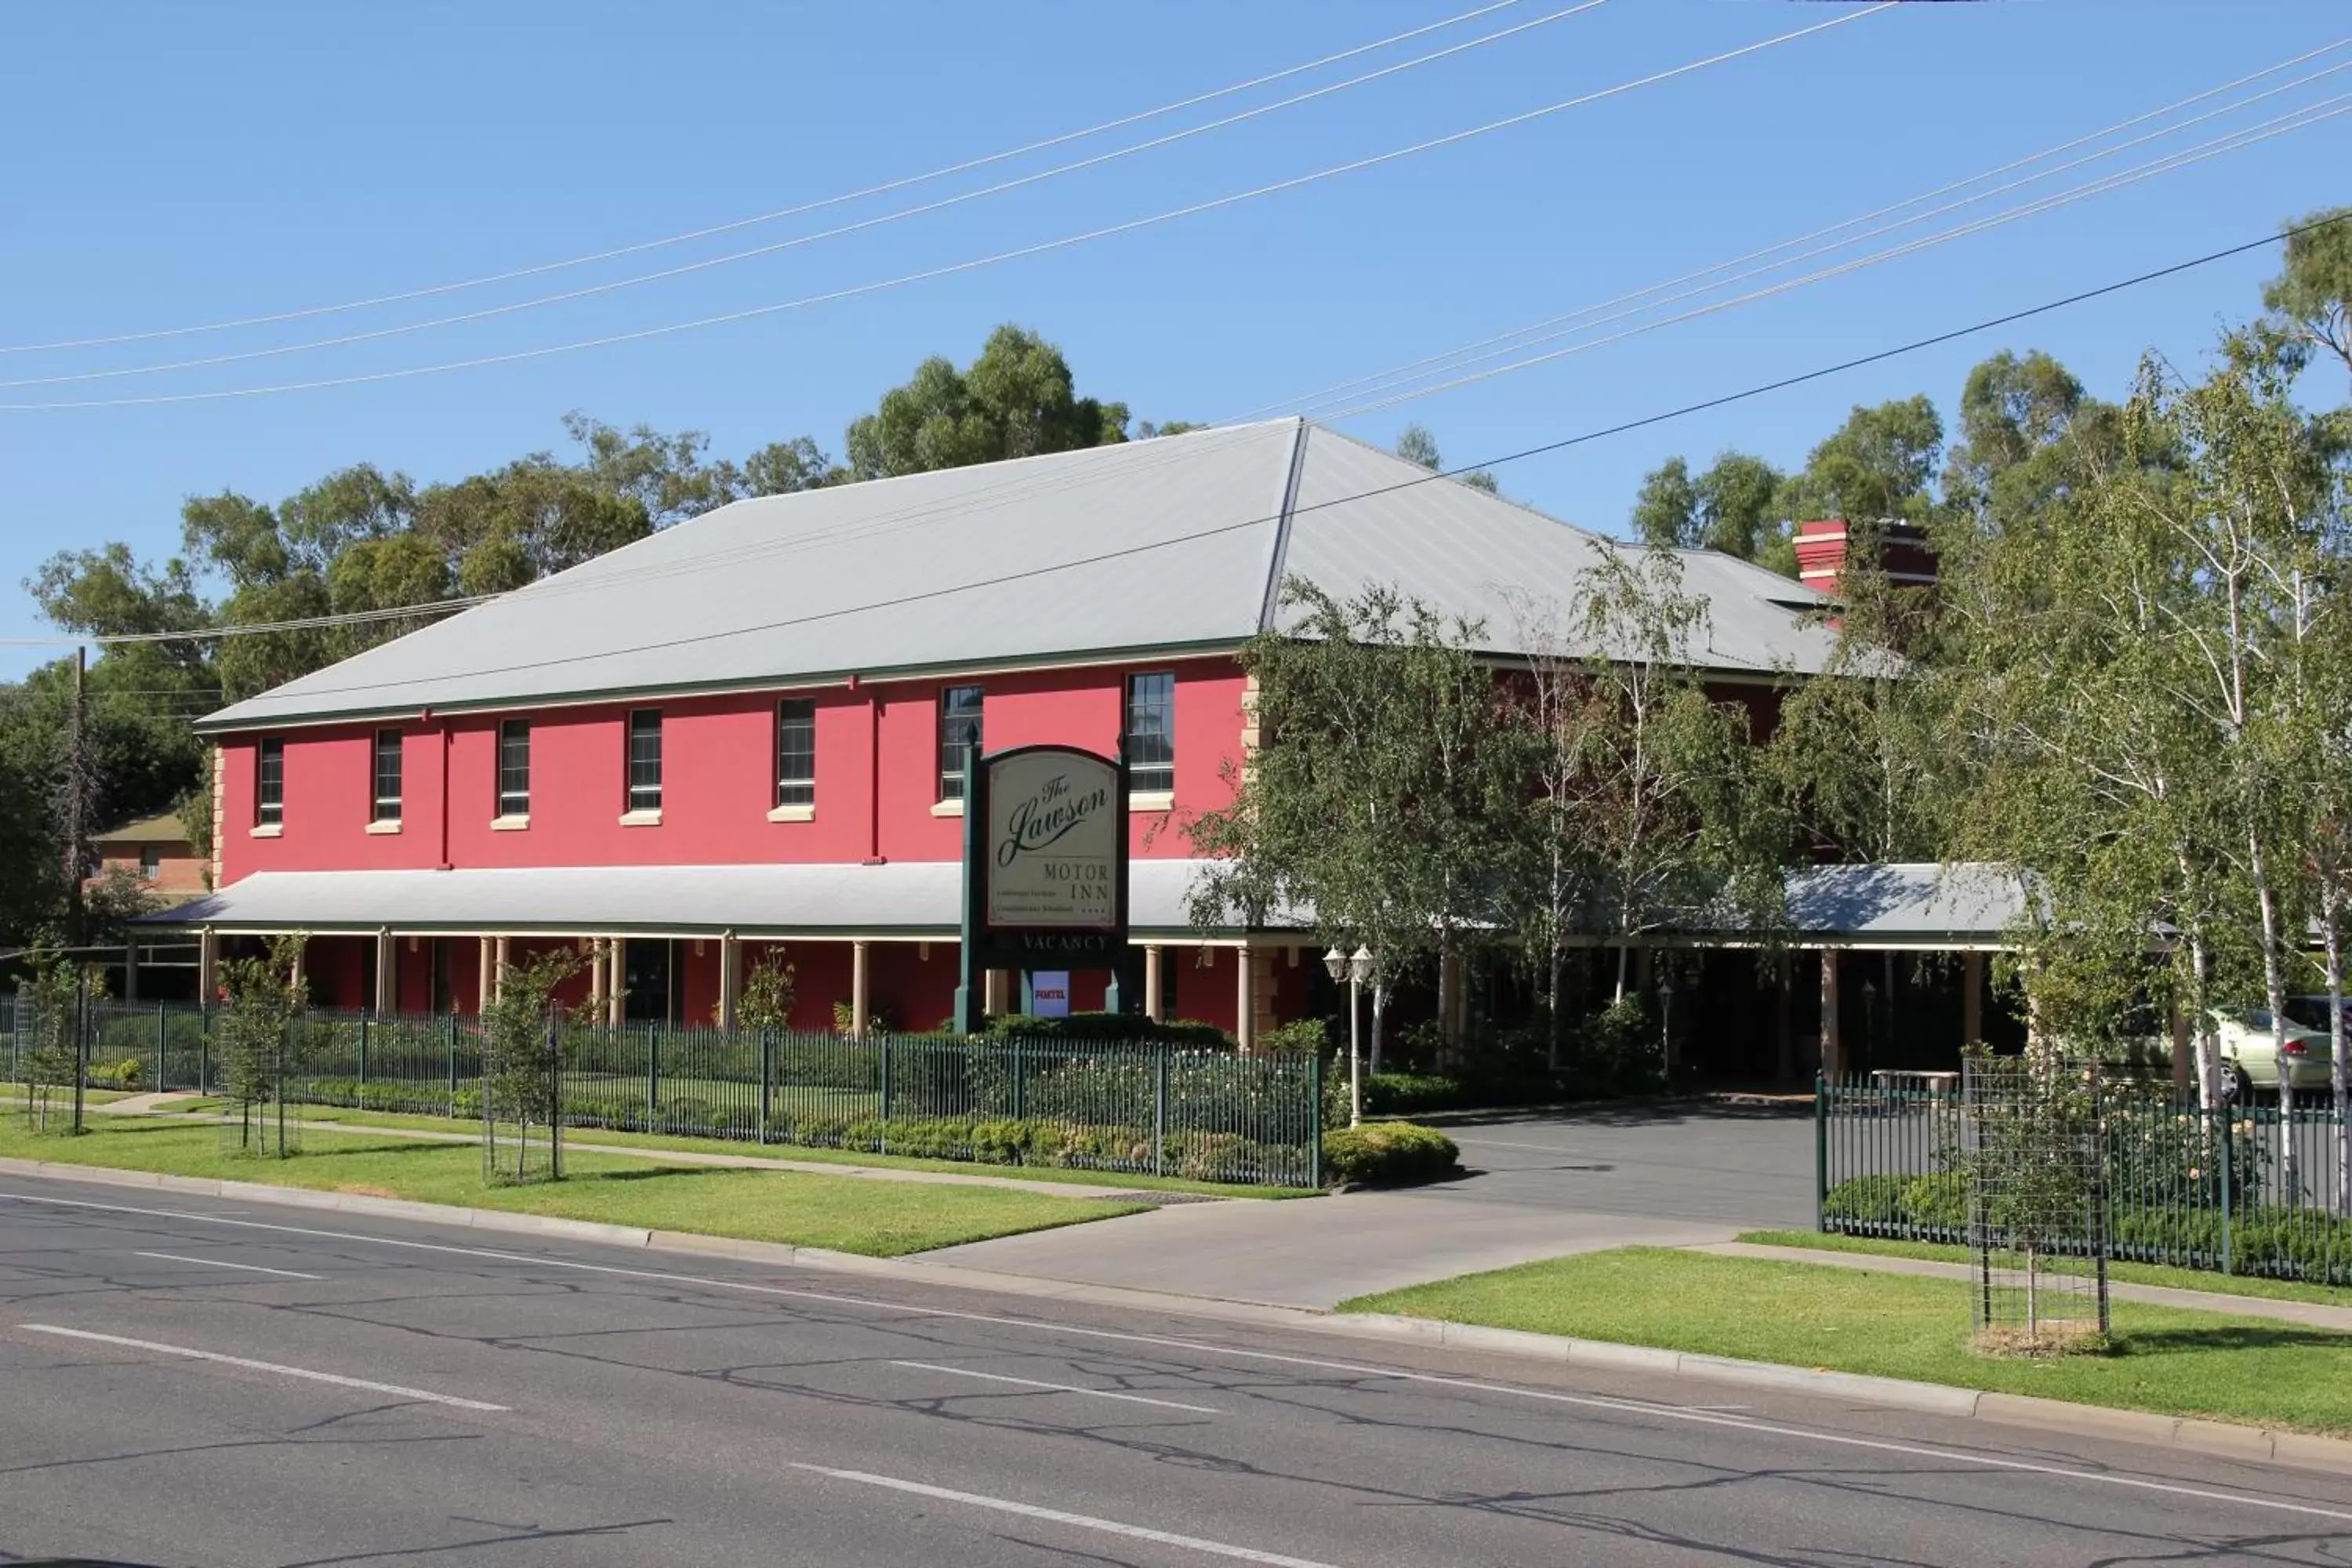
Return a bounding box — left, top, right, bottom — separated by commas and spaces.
1, 0, 2343, 678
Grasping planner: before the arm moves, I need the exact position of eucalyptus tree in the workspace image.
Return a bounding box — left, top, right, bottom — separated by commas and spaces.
1187, 581, 1519, 1067
1559, 546, 1783, 1005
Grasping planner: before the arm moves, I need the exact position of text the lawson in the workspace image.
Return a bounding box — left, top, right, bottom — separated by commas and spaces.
985, 751, 1120, 932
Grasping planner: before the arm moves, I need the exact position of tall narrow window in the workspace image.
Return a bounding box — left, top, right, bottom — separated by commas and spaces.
626, 709, 663, 814
775, 699, 815, 808
256, 737, 285, 826
497, 719, 531, 818
372, 730, 404, 822
1125, 672, 1175, 795
938, 685, 984, 800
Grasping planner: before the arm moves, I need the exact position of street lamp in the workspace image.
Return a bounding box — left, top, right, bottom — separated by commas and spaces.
1323, 944, 1374, 1127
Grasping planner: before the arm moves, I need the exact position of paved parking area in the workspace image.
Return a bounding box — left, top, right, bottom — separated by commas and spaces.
1433, 1099, 1818, 1229
922, 1098, 1817, 1308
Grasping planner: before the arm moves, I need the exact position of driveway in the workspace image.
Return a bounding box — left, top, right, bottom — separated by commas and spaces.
923, 1098, 1817, 1309
1432, 1098, 1817, 1229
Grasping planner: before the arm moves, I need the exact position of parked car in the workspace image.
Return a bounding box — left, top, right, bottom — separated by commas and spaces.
2201, 1007, 2333, 1098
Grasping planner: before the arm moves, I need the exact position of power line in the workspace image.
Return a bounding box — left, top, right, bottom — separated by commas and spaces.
1310, 96, 2351, 421
194, 216, 2348, 712
0, 0, 1539, 357
0, 0, 1615, 392
0, 3, 1895, 413
1239, 38, 2351, 423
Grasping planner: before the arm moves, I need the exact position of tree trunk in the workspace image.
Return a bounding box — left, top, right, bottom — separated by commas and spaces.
1369, 982, 1386, 1076
2326, 890, 2349, 1216
1545, 942, 1563, 1073
2256, 875, 2297, 1198
2187, 934, 2221, 1110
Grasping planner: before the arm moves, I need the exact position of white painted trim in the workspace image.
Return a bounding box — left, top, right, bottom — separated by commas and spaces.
930, 799, 965, 818
248, 822, 283, 838
618, 808, 663, 827
365, 819, 402, 836
1128, 789, 1175, 813
767, 803, 816, 823
489, 815, 531, 831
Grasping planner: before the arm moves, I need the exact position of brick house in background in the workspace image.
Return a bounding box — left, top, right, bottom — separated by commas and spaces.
143, 419, 1842, 1050
89, 811, 207, 897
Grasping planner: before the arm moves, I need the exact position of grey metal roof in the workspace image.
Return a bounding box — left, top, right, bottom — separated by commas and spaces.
136, 859, 1307, 938
1780, 862, 2027, 946
201, 419, 1837, 731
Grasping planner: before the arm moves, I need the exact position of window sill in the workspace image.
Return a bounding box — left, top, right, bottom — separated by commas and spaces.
619, 808, 664, 827
768, 803, 815, 823
1129, 789, 1175, 812
365, 819, 403, 836
930, 799, 965, 818
249, 823, 283, 839
490, 815, 531, 832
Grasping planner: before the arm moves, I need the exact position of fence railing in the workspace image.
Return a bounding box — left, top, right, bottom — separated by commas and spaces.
10, 1000, 1323, 1188
1817, 1072, 2350, 1285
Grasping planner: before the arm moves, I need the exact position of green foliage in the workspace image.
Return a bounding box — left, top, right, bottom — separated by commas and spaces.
13, 947, 89, 1133
478, 949, 585, 1178
833, 1000, 888, 1036
214, 935, 307, 1154
1630, 450, 1789, 564
844, 325, 1129, 480
1320, 1122, 1461, 1187
1190, 581, 1520, 1012
731, 950, 797, 1031
2260, 205, 2352, 391
982, 1011, 1230, 1048
1256, 1018, 1329, 1055
1394, 423, 1499, 494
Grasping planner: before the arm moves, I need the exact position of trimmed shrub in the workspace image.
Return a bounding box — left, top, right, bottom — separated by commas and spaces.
986, 1012, 1232, 1049
1258, 1018, 1330, 1055
1321, 1123, 1461, 1187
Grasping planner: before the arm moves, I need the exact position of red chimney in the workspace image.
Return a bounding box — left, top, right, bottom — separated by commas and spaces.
1793, 518, 1936, 597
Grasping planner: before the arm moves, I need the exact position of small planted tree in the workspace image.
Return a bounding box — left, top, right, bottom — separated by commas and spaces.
479, 949, 583, 1185
1962, 1051, 2109, 1354
15, 946, 90, 1134
216, 935, 309, 1157
734, 950, 797, 1032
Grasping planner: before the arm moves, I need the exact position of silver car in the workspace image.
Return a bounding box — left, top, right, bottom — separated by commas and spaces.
2209, 1006, 2335, 1097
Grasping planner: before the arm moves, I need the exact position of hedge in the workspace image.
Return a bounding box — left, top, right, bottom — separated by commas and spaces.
1321, 1123, 1461, 1187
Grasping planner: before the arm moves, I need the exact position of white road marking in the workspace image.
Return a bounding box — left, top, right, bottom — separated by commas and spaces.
891, 1359, 1218, 1414
132, 1250, 323, 1280
9, 1189, 2349, 1524
790, 1463, 1338, 1567
16, 1323, 507, 1412
1447, 1136, 1591, 1154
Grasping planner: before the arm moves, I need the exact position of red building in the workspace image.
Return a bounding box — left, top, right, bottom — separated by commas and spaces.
152, 419, 1837, 1045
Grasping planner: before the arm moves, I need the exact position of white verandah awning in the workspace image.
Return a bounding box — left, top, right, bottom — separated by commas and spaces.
134, 858, 1305, 942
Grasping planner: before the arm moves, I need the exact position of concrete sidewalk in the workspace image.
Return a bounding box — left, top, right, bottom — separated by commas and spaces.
1703, 1240, 2352, 1332
920, 1185, 1742, 1308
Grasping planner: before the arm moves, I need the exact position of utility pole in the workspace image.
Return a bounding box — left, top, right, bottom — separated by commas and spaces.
63, 644, 93, 948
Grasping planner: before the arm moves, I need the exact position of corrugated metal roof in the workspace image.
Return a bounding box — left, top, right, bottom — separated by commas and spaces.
136, 859, 1307, 938
201, 418, 1835, 731
1781, 862, 2026, 945
91, 811, 191, 845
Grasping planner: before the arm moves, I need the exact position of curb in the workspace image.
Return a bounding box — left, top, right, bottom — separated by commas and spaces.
5, 1156, 2347, 1476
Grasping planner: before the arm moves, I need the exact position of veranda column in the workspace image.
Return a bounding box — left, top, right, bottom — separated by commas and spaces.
493, 936, 510, 1000
1235, 941, 1256, 1053
606, 939, 625, 1026
1774, 951, 1795, 1083
851, 940, 870, 1040
373, 928, 396, 1016
289, 936, 307, 1003
1818, 949, 1842, 1080
1144, 946, 1164, 1022
1962, 951, 1985, 1048
198, 927, 218, 1007
588, 939, 607, 1016
718, 932, 741, 1030
477, 937, 495, 1013
983, 968, 1009, 1017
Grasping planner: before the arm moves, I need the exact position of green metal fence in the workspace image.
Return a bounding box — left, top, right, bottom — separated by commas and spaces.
1817, 1072, 2350, 1285
11, 1000, 1322, 1187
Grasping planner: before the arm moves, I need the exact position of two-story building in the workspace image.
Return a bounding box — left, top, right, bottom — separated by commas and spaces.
149, 418, 1839, 1046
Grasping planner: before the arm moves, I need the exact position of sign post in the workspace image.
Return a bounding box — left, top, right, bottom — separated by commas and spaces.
954, 742, 1138, 1035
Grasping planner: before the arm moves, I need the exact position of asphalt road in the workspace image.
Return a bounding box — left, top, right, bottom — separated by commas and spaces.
3, 1174, 2348, 1567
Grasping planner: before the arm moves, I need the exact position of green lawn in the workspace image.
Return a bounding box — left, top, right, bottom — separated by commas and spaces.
1, 1083, 133, 1106
1341, 1247, 2352, 1435
1738, 1229, 2352, 1308
160, 1098, 1315, 1199
0, 1117, 1148, 1257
